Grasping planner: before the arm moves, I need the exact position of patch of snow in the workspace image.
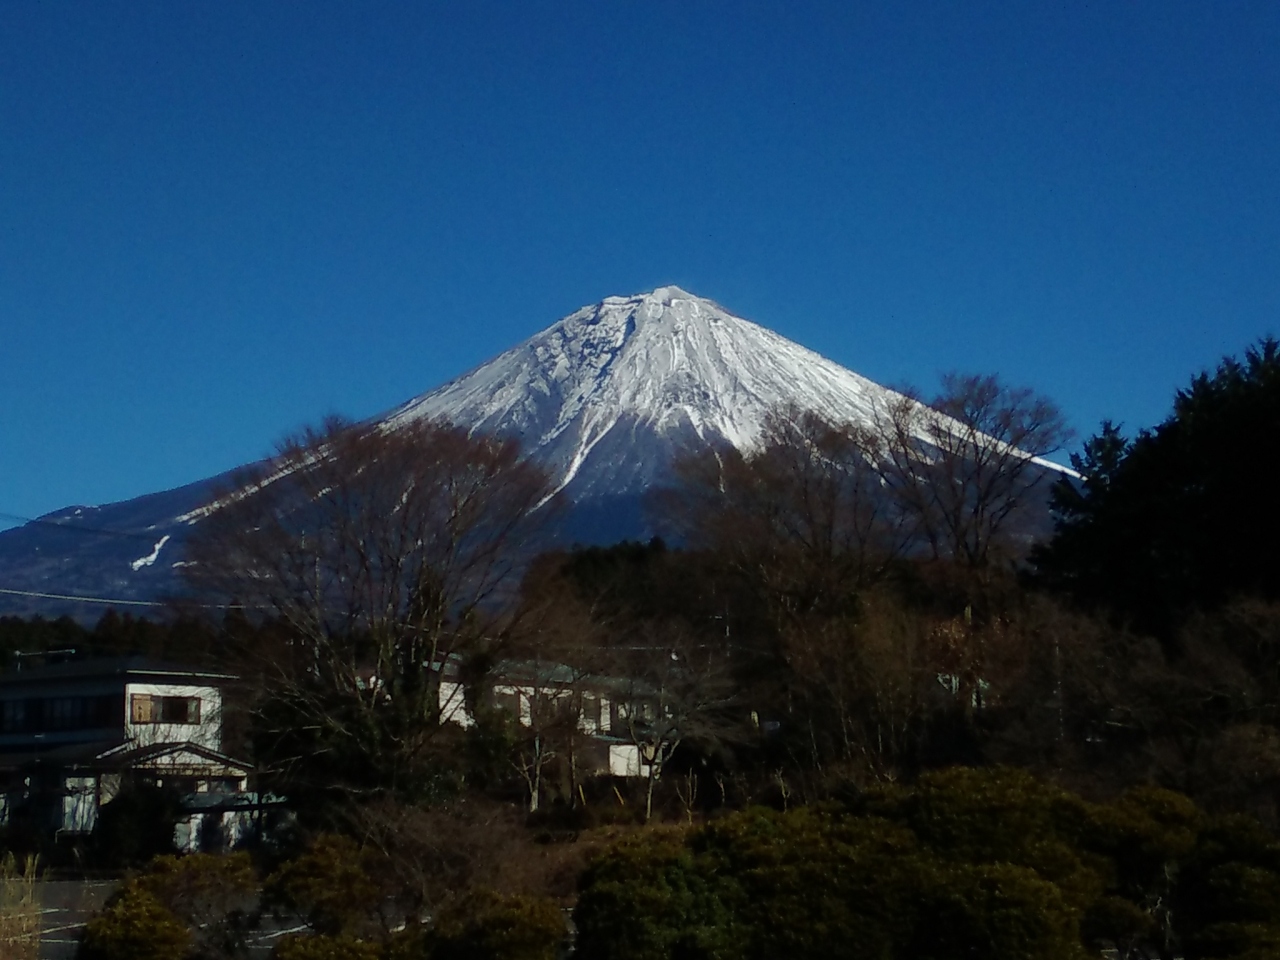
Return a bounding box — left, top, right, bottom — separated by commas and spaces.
380, 286, 1073, 498
130, 535, 171, 571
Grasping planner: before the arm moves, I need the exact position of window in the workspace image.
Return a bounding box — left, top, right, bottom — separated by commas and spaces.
1, 699, 26, 733
131, 694, 155, 723
161, 696, 200, 724
581, 695, 602, 731
86, 694, 121, 727
48, 698, 83, 729
131, 694, 201, 725
493, 690, 521, 718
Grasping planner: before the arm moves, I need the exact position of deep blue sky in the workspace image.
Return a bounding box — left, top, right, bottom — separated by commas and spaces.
3, 2, 1278, 531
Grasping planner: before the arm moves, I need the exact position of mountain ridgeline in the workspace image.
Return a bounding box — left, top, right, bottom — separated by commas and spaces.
0, 287, 1069, 617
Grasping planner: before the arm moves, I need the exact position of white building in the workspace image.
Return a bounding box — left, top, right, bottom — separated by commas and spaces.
439, 658, 652, 779
0, 657, 255, 849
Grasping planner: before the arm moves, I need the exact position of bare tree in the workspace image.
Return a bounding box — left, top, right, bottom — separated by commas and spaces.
490, 565, 623, 812
492, 660, 585, 814
184, 416, 555, 800
613, 625, 744, 822
873, 373, 1073, 568
669, 404, 912, 624
780, 590, 935, 783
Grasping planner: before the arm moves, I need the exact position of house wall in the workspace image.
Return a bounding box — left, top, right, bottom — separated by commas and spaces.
436, 673, 656, 781
608, 743, 650, 778
444, 680, 618, 737
124, 682, 222, 751
438, 680, 472, 727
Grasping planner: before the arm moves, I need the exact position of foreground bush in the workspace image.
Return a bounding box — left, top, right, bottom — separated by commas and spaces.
575, 805, 1086, 960
429, 889, 567, 960
574, 767, 1280, 960
265, 834, 395, 939
78, 885, 191, 960
78, 852, 256, 960
269, 889, 566, 960
271, 933, 383, 960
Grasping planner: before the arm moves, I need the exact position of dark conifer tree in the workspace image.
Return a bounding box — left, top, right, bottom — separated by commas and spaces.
1034, 337, 1280, 638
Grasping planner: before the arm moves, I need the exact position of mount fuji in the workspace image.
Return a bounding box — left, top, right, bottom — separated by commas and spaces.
0, 287, 1023, 617
383, 286, 907, 532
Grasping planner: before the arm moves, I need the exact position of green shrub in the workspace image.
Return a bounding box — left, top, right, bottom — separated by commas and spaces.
134, 852, 259, 958
77, 885, 191, 960
574, 829, 743, 960
429, 889, 567, 960
696, 807, 918, 960
907, 860, 1088, 960
577, 769, 1247, 960
271, 933, 383, 960
1177, 815, 1280, 958
266, 834, 388, 938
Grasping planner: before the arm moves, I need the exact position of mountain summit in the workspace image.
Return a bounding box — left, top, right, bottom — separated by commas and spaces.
0, 288, 928, 615
385, 286, 901, 502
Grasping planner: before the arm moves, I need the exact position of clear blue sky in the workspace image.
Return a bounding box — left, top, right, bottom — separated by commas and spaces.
3, 2, 1278, 531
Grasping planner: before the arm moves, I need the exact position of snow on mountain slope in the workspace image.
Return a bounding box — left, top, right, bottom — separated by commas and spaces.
0, 285, 1071, 618
384, 286, 905, 499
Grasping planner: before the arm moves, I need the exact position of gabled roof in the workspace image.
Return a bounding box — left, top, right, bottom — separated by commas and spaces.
96, 739, 251, 773
0, 738, 252, 775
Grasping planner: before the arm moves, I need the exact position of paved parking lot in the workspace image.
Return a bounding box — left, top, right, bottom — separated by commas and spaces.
34, 880, 117, 960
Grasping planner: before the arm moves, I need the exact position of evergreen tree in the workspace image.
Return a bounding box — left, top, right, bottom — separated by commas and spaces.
1033, 338, 1280, 639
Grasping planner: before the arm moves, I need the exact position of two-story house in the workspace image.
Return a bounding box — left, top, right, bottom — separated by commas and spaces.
439, 658, 653, 778
0, 657, 254, 849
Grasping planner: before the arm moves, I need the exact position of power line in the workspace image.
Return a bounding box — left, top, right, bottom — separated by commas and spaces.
0, 586, 169, 607
0, 586, 241, 611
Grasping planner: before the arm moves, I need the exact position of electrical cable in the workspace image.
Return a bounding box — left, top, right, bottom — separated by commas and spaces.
0, 586, 239, 610
0, 586, 169, 607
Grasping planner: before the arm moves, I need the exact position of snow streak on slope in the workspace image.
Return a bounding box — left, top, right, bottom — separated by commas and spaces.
0, 285, 1075, 618
386, 286, 908, 499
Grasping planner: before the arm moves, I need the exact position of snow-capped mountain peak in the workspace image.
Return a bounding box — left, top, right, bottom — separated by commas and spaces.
0, 285, 1071, 617
384, 287, 902, 499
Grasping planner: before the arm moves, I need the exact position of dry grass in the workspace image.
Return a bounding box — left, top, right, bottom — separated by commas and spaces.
0, 853, 40, 960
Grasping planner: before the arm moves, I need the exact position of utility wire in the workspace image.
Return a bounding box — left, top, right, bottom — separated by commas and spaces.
0, 586, 169, 607
0, 586, 240, 610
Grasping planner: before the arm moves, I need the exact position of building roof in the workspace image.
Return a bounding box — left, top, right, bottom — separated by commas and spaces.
0, 738, 252, 775
489, 658, 652, 696
0, 655, 236, 690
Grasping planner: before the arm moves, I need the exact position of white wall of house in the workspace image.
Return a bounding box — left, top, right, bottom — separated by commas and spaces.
124, 682, 222, 750
438, 680, 472, 727
437, 672, 659, 780
440, 680, 616, 736
609, 743, 649, 778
